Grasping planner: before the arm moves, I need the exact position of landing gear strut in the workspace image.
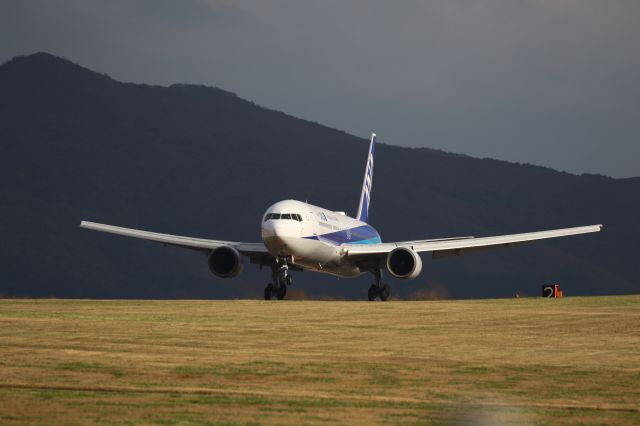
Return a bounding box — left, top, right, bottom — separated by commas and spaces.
264, 283, 274, 300
264, 258, 292, 300
367, 268, 390, 301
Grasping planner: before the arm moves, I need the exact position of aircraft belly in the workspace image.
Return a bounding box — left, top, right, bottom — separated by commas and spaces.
293, 237, 341, 262
279, 236, 363, 277
294, 258, 362, 277
323, 265, 363, 277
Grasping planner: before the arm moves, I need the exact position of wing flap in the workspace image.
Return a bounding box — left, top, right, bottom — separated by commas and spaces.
431, 242, 521, 259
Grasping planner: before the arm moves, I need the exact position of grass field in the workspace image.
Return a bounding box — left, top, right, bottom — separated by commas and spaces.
0, 296, 638, 425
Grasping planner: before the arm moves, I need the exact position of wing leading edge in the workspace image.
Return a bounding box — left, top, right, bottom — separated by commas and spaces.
79, 221, 270, 256
345, 224, 603, 258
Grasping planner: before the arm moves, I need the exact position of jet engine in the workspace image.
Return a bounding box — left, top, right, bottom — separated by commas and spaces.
386, 247, 422, 280
208, 246, 243, 278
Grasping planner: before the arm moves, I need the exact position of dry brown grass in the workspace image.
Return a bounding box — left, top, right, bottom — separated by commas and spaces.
0, 296, 638, 425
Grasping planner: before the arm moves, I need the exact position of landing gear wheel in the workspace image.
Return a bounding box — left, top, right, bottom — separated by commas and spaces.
367, 285, 378, 301
276, 285, 287, 300
264, 283, 273, 300
379, 284, 390, 301
285, 275, 293, 286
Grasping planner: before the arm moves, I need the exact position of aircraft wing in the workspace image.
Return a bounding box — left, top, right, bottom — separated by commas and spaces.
344, 224, 603, 259
80, 221, 271, 261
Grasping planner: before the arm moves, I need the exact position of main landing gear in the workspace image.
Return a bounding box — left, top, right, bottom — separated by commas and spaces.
264, 258, 292, 300
367, 269, 390, 301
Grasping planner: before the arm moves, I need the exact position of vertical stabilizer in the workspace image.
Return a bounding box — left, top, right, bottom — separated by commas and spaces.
356, 133, 376, 223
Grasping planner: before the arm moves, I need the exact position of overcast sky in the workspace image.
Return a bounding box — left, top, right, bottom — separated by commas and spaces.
2, 1, 639, 177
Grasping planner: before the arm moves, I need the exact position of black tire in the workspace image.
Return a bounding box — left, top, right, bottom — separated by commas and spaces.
379, 284, 390, 301
367, 285, 378, 301
276, 285, 287, 300
264, 283, 273, 300
285, 275, 293, 286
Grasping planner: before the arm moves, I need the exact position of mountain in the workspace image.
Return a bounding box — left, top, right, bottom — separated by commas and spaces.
1, 52, 638, 299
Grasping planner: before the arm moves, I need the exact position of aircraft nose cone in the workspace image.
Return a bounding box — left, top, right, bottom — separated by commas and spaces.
261, 220, 294, 256
262, 220, 292, 238
261, 220, 276, 239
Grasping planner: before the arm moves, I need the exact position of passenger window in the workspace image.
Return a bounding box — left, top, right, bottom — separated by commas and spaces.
281, 214, 291, 220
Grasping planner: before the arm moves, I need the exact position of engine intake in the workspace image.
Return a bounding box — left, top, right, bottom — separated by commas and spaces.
208, 246, 243, 278
386, 247, 423, 280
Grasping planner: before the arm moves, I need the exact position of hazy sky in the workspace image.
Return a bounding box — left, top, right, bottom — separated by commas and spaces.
2, 1, 639, 177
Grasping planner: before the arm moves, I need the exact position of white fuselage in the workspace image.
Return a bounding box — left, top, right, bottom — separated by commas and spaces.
260, 200, 382, 277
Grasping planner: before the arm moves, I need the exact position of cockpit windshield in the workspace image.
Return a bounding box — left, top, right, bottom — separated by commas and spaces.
264, 213, 303, 222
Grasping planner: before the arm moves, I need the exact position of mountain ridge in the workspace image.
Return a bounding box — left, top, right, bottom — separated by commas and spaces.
4, 52, 633, 180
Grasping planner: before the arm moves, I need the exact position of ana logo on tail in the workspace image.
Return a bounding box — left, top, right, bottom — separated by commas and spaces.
356, 133, 376, 222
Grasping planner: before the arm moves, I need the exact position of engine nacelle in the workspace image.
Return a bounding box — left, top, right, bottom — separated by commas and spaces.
208, 246, 243, 278
386, 247, 423, 280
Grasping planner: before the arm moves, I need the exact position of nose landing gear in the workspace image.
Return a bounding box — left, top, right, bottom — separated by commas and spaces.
367, 269, 390, 301
264, 258, 292, 300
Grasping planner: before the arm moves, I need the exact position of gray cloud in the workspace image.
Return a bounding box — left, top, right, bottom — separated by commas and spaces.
1, 0, 638, 177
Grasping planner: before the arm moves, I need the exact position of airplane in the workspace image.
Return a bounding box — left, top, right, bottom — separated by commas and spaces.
81, 133, 602, 301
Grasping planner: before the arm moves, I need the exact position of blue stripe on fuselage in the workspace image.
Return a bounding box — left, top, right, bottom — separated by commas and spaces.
304, 224, 381, 245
